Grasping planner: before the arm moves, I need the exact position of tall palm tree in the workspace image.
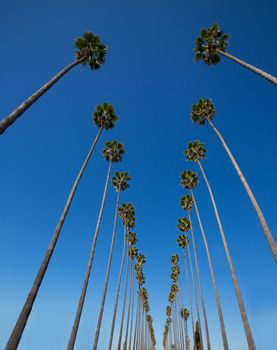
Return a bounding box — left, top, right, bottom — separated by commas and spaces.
185, 140, 256, 350
181, 307, 190, 350
92, 172, 131, 350
179, 198, 211, 350
0, 32, 107, 135
194, 24, 277, 85
5, 103, 117, 350
67, 140, 125, 350
190, 98, 277, 263
108, 203, 135, 350
180, 178, 229, 350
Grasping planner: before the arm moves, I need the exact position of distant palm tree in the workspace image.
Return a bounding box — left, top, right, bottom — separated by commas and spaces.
92, 172, 131, 350
0, 32, 107, 135
190, 98, 277, 263
185, 140, 256, 350
180, 174, 229, 349
194, 24, 277, 85
108, 203, 135, 350
179, 196, 211, 350
5, 103, 117, 350
67, 140, 125, 350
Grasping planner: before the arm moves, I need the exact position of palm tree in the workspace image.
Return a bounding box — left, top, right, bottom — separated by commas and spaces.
5, 103, 117, 350
194, 24, 277, 85
185, 140, 256, 350
179, 196, 211, 350
67, 140, 125, 350
181, 307, 190, 350
92, 172, 131, 350
180, 179, 229, 350
108, 203, 136, 350
0, 32, 107, 135
190, 98, 277, 263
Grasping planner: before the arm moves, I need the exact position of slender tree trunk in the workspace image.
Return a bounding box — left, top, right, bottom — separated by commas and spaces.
0, 59, 83, 135
67, 160, 112, 350
92, 190, 121, 350
5, 128, 103, 350
179, 284, 188, 350
123, 259, 133, 350
207, 118, 277, 263
188, 211, 211, 350
217, 49, 277, 85
128, 263, 135, 350
108, 227, 127, 350
132, 294, 139, 350
117, 248, 130, 350
183, 252, 195, 342
187, 246, 204, 350
198, 161, 256, 350
191, 191, 229, 350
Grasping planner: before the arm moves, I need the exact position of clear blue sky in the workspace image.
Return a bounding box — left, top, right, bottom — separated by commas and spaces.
0, 0, 276, 349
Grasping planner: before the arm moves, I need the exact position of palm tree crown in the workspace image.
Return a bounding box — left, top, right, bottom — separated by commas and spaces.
177, 234, 189, 249
177, 217, 191, 232
102, 140, 125, 163
194, 24, 229, 65
184, 140, 206, 162
75, 32, 107, 70
181, 308, 190, 321
180, 170, 199, 190
129, 246, 138, 259
118, 203, 135, 228
127, 231, 137, 245
170, 254, 179, 265
180, 194, 194, 211
191, 98, 215, 125
112, 172, 131, 192
93, 103, 118, 129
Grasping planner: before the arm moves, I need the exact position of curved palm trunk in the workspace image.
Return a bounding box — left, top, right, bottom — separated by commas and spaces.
0, 59, 83, 135
191, 191, 229, 350
207, 118, 277, 263
217, 49, 277, 85
198, 161, 256, 350
5, 128, 102, 350
188, 211, 211, 350
117, 249, 130, 350
108, 227, 127, 350
92, 190, 121, 350
187, 246, 204, 350
123, 260, 133, 350
67, 160, 112, 350
183, 252, 195, 342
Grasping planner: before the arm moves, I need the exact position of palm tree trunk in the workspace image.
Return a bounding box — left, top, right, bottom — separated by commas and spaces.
188, 211, 211, 350
0, 59, 83, 135
132, 294, 139, 350
5, 128, 103, 350
108, 227, 127, 350
123, 259, 133, 350
128, 263, 135, 350
117, 248, 130, 350
92, 189, 121, 350
217, 49, 277, 85
198, 160, 256, 350
187, 246, 204, 350
191, 190, 229, 350
183, 251, 195, 342
67, 160, 112, 350
206, 118, 277, 263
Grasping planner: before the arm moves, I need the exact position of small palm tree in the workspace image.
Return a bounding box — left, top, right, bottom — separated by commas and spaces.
92, 172, 131, 350
180, 184, 229, 350
194, 24, 277, 85
185, 140, 256, 350
0, 32, 107, 135
190, 98, 276, 263
5, 103, 117, 350
67, 140, 125, 350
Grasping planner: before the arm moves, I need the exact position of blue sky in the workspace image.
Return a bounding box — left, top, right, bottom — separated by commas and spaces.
0, 0, 276, 349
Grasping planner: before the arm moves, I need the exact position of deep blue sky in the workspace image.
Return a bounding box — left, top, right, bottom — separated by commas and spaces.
0, 0, 276, 349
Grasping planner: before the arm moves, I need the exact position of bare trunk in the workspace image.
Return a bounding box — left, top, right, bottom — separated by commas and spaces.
93, 190, 121, 350
0, 59, 82, 135
67, 160, 112, 350
191, 191, 229, 349
218, 49, 277, 85
128, 262, 135, 350
123, 259, 133, 349
183, 252, 195, 342
207, 118, 277, 263
198, 161, 256, 350
5, 128, 102, 350
108, 227, 127, 350
132, 294, 139, 350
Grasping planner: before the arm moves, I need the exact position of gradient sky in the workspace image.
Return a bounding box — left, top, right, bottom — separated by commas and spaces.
0, 0, 276, 349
